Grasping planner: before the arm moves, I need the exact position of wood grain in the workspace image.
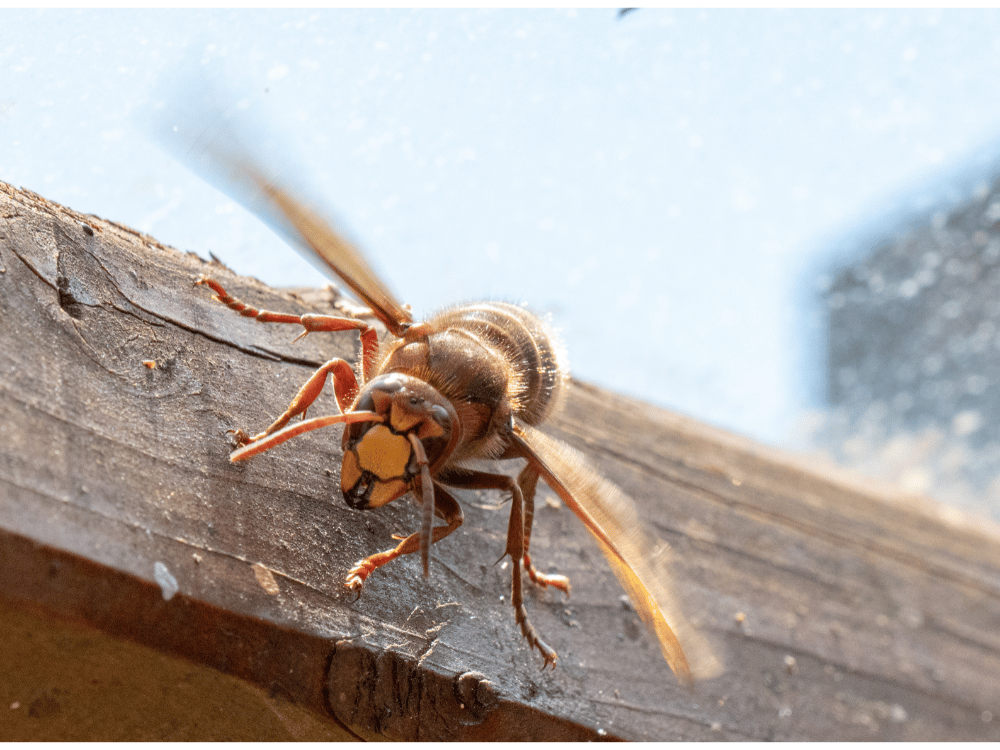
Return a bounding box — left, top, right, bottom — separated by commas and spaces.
1, 180, 998, 740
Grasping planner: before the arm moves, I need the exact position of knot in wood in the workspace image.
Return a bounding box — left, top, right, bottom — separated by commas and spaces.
454, 671, 498, 715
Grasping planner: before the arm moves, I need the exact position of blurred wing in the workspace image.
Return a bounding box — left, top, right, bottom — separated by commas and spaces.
513, 424, 722, 686
220, 158, 413, 337
161, 105, 412, 336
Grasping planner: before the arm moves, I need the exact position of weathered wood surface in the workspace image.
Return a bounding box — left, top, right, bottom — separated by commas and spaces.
1, 180, 999, 740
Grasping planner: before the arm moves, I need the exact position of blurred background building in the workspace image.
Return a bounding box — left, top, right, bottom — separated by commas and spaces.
816, 167, 1000, 518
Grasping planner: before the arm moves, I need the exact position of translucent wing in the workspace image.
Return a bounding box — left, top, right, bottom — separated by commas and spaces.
513, 424, 722, 686
214, 157, 413, 337
162, 108, 412, 336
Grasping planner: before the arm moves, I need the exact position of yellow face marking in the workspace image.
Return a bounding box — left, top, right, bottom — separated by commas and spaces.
417, 419, 445, 440
369, 389, 393, 415
389, 401, 422, 433
340, 449, 361, 494
356, 425, 412, 480
368, 478, 409, 508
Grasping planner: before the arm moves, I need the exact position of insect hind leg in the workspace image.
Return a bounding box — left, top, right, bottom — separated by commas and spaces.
517, 463, 571, 595
437, 467, 559, 668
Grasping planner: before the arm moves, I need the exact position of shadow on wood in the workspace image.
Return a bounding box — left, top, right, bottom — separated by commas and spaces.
1, 180, 998, 740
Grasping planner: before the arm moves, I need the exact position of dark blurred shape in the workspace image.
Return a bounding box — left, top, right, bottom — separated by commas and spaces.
819, 172, 1000, 516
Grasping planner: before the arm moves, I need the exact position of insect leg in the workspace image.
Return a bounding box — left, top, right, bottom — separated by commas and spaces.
436, 468, 558, 668
517, 463, 571, 595
230, 358, 361, 451
509, 424, 722, 686
196, 275, 380, 378
344, 484, 463, 593
230, 411, 381, 462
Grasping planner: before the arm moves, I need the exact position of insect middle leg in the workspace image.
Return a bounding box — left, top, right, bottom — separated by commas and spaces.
195, 275, 380, 378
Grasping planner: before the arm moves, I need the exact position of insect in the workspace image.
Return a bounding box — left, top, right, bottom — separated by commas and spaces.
193, 154, 720, 686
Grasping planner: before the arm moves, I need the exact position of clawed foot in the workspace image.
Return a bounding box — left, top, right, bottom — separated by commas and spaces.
226, 428, 254, 448
528, 570, 571, 595
515, 605, 559, 669
532, 638, 558, 670
344, 559, 375, 600
344, 542, 405, 599
524, 553, 571, 596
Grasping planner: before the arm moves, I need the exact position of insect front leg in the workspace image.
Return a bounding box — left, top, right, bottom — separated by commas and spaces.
229, 358, 362, 454
344, 484, 463, 593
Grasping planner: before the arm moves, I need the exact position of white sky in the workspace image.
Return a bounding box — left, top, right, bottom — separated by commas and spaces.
4, 8, 1000, 447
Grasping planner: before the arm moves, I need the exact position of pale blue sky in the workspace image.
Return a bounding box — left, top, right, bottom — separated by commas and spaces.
4, 8, 1000, 447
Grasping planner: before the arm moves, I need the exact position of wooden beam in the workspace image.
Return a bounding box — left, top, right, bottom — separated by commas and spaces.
1, 180, 998, 740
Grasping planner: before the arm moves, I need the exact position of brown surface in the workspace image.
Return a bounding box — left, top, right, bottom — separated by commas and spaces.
0, 598, 353, 741
1, 180, 999, 740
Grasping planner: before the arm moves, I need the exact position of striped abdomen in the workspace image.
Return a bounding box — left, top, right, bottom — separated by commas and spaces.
426, 302, 567, 427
